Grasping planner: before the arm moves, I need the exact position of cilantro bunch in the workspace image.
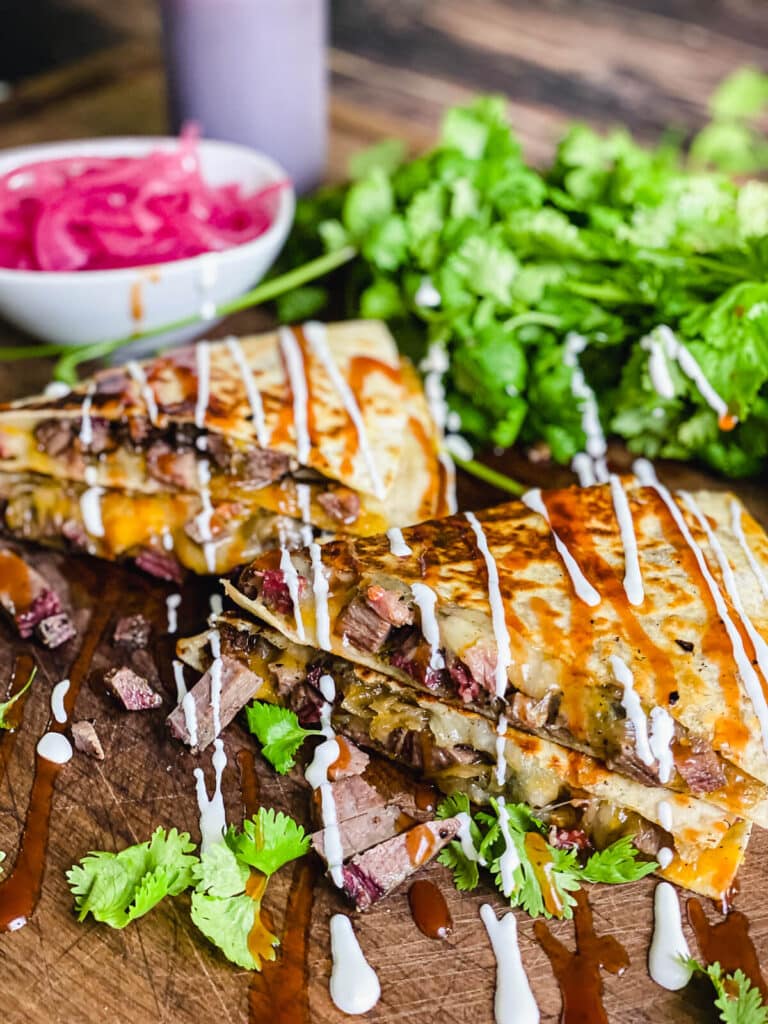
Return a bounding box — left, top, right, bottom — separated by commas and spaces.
66, 810, 310, 970
686, 959, 768, 1024
277, 71, 768, 478
436, 793, 655, 920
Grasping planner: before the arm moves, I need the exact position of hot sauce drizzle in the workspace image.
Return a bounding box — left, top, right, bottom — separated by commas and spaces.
408, 879, 453, 939
534, 889, 629, 1024
687, 898, 768, 1002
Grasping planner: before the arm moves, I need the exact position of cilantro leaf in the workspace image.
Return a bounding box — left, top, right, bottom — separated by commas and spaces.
581, 835, 658, 884
245, 702, 322, 774
226, 808, 310, 878
193, 843, 250, 899
66, 827, 198, 928
190, 892, 279, 971
687, 959, 768, 1024
0, 666, 37, 730
438, 843, 480, 892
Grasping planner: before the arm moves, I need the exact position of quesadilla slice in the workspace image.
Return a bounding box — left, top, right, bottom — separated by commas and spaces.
176, 613, 751, 902
223, 478, 768, 828
0, 320, 447, 575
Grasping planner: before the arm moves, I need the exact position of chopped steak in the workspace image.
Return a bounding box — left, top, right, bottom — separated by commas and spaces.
317, 488, 361, 524
365, 584, 414, 627
510, 690, 558, 731
34, 419, 74, 458
673, 739, 726, 794
261, 569, 304, 615
104, 666, 162, 711
447, 658, 480, 702
315, 775, 388, 828
35, 612, 76, 649
461, 639, 499, 695
146, 442, 198, 490
312, 804, 403, 861
113, 614, 152, 649
328, 737, 370, 781
134, 548, 184, 584
71, 720, 104, 760
341, 818, 461, 910
0, 551, 63, 638
239, 447, 291, 486
167, 654, 261, 751
336, 597, 391, 652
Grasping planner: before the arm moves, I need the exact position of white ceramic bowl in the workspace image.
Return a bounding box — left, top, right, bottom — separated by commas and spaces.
0, 136, 295, 347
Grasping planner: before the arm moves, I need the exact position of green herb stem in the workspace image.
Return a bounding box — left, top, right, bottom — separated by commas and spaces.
450, 452, 526, 496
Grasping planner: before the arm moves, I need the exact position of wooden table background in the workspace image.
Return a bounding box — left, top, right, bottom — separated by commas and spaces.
1, 3, 767, 1023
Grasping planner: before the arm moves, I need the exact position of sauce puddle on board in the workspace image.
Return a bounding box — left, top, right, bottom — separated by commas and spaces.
534, 889, 629, 1024
687, 898, 768, 1002
408, 879, 452, 939
0, 594, 113, 932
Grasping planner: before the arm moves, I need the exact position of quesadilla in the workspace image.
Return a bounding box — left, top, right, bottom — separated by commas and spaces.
0, 320, 447, 576
177, 612, 751, 902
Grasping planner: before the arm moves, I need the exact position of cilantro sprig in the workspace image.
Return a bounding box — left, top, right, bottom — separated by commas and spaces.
246, 701, 323, 773
437, 792, 656, 920
0, 666, 37, 730
686, 958, 768, 1024
66, 808, 309, 970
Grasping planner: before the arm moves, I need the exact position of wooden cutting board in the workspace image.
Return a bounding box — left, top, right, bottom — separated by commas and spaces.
0, 333, 765, 1024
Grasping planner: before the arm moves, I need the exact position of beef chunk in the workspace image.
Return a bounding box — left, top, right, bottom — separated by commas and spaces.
317, 488, 361, 525
337, 597, 391, 652
113, 614, 152, 649
239, 447, 291, 485
548, 826, 591, 853
62, 519, 89, 550
447, 658, 480, 702
0, 551, 63, 638
104, 666, 162, 711
341, 818, 461, 910
146, 442, 198, 490
167, 654, 261, 751
365, 584, 413, 627
71, 720, 104, 760
511, 690, 559, 731
328, 737, 370, 781
35, 612, 77, 649
313, 804, 403, 862
673, 740, 726, 794
34, 419, 74, 457
134, 548, 184, 584
83, 417, 112, 455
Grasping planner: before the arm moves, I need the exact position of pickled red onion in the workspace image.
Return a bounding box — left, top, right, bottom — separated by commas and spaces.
0, 132, 287, 272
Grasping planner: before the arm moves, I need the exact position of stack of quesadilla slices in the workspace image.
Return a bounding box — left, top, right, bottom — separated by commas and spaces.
0, 320, 447, 577
181, 474, 768, 901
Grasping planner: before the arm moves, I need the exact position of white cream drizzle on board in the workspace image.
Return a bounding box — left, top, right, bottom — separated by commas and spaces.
465, 511, 513, 699
410, 582, 445, 672
193, 738, 227, 855
329, 914, 381, 1015
194, 341, 211, 429
648, 882, 693, 991
50, 678, 70, 725
386, 527, 412, 557
680, 490, 768, 685
634, 458, 768, 753
37, 679, 74, 765
731, 499, 768, 602
279, 325, 311, 465
303, 321, 387, 500
522, 489, 601, 607
480, 904, 540, 1024
305, 674, 344, 887
225, 336, 269, 448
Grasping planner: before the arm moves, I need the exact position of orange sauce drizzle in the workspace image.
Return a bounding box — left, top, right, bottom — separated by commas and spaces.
405, 823, 438, 868
0, 550, 33, 613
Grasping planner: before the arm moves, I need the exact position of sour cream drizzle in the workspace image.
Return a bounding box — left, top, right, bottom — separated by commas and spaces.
50, 678, 70, 725
126, 360, 159, 425
305, 674, 344, 887
522, 489, 601, 607
731, 499, 768, 602
194, 341, 211, 429
496, 797, 521, 898
653, 325, 735, 426
387, 528, 412, 557
648, 882, 693, 991
649, 707, 676, 785
410, 582, 445, 672
225, 336, 269, 447
572, 452, 597, 487
641, 330, 676, 400
279, 326, 311, 465
465, 511, 513, 699
563, 332, 609, 482
193, 738, 227, 855
208, 629, 223, 739
610, 655, 653, 766
495, 715, 508, 787
166, 593, 181, 634
194, 459, 217, 573
296, 482, 313, 546
172, 659, 188, 704
455, 811, 486, 866
329, 914, 381, 1015
634, 458, 768, 752
80, 466, 105, 538
304, 321, 387, 500
480, 904, 540, 1024
439, 451, 458, 514
310, 542, 331, 650
280, 547, 306, 643
657, 799, 673, 833
609, 474, 644, 606
37, 732, 73, 765
79, 387, 94, 447
680, 491, 768, 685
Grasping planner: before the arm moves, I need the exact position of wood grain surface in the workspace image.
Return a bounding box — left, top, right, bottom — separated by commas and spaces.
0, 5, 767, 1023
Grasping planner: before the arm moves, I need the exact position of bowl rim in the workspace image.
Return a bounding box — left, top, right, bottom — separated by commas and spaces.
0, 135, 295, 282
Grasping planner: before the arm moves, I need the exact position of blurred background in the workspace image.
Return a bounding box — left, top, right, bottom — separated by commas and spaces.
0, 0, 766, 174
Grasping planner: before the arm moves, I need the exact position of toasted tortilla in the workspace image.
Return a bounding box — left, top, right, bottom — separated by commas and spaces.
179, 612, 750, 901
224, 480, 768, 818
